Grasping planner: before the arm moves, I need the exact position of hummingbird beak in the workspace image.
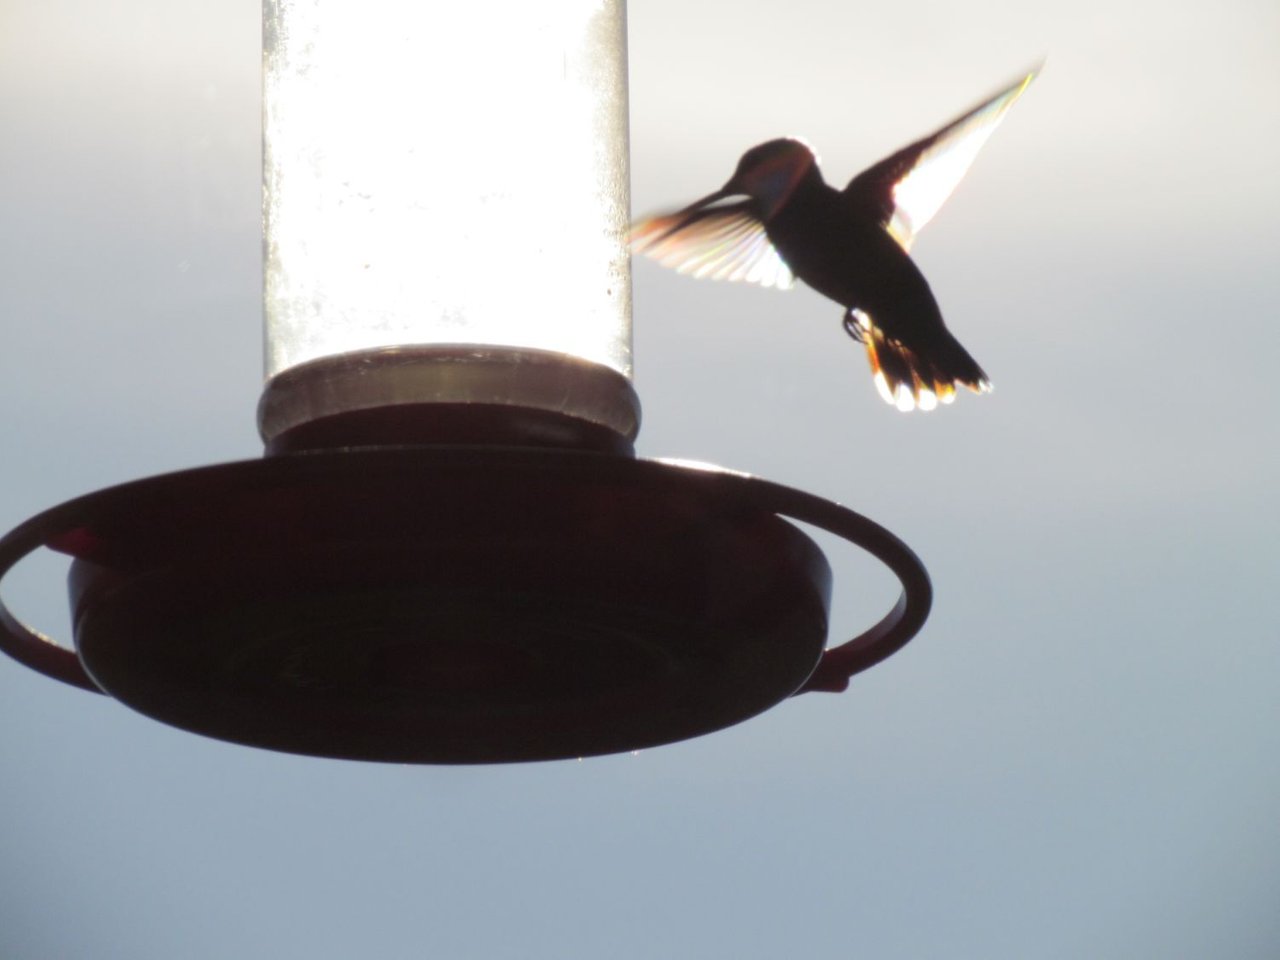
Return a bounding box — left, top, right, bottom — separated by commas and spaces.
636, 186, 746, 246
675, 185, 737, 216
630, 178, 794, 290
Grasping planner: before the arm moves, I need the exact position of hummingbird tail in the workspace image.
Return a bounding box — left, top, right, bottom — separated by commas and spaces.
851, 311, 991, 412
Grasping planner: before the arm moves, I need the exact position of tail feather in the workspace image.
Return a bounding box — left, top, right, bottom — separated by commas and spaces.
855, 312, 989, 412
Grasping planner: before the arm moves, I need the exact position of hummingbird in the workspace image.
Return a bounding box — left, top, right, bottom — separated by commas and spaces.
632, 68, 1038, 411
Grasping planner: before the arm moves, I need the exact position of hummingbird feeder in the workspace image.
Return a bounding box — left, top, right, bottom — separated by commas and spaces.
0, 0, 930, 763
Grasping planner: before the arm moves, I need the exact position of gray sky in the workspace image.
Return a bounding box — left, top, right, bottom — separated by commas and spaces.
2, 1, 1278, 957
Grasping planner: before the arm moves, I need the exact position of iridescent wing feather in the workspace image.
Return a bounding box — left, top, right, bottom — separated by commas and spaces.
630, 202, 795, 290
843, 67, 1038, 251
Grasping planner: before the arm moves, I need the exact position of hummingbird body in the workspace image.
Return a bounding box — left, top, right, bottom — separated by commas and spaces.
763, 163, 989, 408
632, 69, 1037, 411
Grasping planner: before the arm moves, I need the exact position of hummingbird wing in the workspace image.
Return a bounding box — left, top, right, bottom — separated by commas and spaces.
630, 202, 795, 290
843, 67, 1038, 252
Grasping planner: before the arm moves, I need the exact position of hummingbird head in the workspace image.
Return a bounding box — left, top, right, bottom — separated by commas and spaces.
723, 138, 818, 219
659, 137, 819, 230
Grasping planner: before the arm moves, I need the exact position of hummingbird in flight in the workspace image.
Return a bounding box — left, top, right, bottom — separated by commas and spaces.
632, 68, 1038, 411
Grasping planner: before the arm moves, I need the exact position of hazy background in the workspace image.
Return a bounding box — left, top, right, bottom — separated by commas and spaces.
2, 1, 1277, 957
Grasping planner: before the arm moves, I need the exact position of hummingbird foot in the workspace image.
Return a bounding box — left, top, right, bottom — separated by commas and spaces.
842, 309, 867, 344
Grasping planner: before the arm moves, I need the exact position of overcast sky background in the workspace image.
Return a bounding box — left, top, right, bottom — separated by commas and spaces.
1, 1, 1278, 957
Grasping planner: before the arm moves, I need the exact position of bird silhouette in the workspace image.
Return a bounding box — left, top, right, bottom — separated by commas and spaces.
632, 68, 1038, 411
